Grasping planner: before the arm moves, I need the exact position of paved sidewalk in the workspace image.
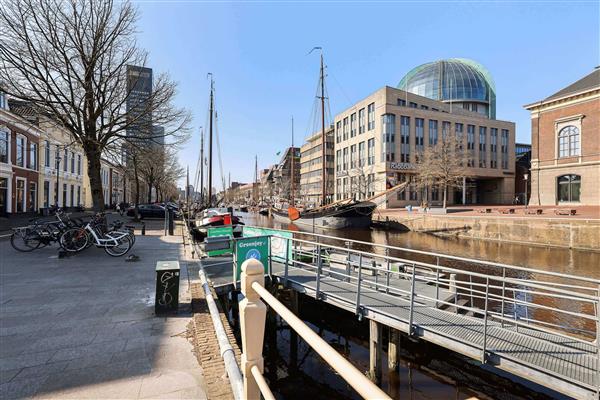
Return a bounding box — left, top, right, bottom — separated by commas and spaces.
0, 223, 208, 399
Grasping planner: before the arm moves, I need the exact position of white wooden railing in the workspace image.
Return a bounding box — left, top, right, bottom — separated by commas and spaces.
239, 258, 391, 400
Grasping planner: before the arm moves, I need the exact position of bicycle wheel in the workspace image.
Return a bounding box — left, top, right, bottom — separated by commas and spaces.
104, 235, 132, 257
10, 230, 42, 252
60, 228, 89, 252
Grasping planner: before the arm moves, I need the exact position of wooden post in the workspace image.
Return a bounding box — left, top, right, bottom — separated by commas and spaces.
369, 319, 382, 384
289, 290, 299, 371
240, 259, 267, 400
388, 327, 400, 372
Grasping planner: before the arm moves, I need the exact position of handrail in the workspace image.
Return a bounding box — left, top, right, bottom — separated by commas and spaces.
247, 225, 600, 285
240, 258, 391, 400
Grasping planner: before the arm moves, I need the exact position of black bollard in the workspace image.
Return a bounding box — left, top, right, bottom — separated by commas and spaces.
141, 222, 146, 235
168, 208, 174, 236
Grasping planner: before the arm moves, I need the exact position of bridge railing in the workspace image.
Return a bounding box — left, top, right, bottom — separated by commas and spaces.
239, 258, 391, 400
263, 232, 600, 390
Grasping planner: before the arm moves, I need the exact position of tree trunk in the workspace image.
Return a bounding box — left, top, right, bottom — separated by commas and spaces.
443, 184, 447, 209
147, 183, 152, 203
84, 145, 105, 212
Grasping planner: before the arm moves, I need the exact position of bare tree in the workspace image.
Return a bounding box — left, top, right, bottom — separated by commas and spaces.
0, 0, 190, 211
414, 132, 469, 208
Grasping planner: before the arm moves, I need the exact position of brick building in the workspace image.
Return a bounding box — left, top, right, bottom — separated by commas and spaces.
0, 95, 41, 215
524, 68, 600, 206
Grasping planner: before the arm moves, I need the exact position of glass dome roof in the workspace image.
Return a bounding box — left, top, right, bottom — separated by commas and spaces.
398, 58, 496, 118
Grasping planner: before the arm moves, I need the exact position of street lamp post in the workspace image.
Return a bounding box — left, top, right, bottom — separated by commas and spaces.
55, 153, 62, 209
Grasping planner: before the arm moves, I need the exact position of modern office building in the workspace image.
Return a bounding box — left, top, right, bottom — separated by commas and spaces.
524, 67, 600, 206
398, 58, 496, 119
126, 65, 153, 140
299, 127, 334, 206
333, 86, 515, 208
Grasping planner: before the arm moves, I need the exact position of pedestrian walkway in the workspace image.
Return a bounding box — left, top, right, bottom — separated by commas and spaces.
0, 221, 208, 400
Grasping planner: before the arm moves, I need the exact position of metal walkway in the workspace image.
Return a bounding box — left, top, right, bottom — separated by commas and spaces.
272, 263, 597, 399
193, 226, 600, 400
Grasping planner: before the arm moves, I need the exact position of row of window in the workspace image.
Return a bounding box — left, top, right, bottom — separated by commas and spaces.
0, 130, 39, 169
335, 103, 376, 142
43, 141, 83, 176
380, 115, 510, 168
42, 181, 82, 208
335, 139, 376, 171
300, 142, 334, 158
335, 174, 376, 201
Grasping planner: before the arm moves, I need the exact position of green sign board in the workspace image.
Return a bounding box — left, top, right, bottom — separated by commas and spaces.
234, 236, 269, 280
207, 226, 233, 257
243, 226, 292, 263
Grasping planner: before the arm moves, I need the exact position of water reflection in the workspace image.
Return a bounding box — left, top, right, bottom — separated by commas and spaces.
241, 211, 600, 334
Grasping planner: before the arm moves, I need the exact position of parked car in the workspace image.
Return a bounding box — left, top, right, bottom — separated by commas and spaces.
126, 204, 175, 219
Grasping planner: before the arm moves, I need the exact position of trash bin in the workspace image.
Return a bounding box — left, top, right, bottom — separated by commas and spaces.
155, 261, 180, 314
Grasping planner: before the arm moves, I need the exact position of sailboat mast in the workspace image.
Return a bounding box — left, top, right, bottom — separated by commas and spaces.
254, 155, 258, 203
200, 128, 204, 205
290, 116, 295, 207
320, 53, 326, 205
208, 76, 214, 207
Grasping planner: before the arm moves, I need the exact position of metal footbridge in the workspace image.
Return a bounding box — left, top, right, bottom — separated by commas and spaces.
199, 226, 600, 400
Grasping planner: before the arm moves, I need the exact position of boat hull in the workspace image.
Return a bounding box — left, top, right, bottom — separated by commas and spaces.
271, 202, 376, 230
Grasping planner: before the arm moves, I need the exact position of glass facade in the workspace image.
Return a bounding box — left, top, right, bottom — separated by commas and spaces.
501, 129, 509, 169
398, 58, 496, 118
479, 127, 486, 168
490, 128, 498, 168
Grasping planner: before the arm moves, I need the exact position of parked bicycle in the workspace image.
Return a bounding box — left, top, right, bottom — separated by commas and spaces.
60, 213, 135, 257
10, 209, 84, 252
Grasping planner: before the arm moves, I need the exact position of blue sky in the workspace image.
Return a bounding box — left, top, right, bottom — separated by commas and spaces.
134, 0, 599, 188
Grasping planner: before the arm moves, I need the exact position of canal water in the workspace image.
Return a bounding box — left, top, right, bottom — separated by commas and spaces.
227, 211, 597, 400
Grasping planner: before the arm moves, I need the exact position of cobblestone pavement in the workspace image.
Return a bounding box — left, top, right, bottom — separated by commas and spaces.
0, 221, 209, 399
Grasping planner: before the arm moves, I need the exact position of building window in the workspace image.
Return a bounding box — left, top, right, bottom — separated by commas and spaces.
557, 174, 581, 203
70, 184, 74, 207
367, 138, 375, 165
358, 141, 365, 167
77, 186, 81, 206
442, 121, 450, 141
70, 151, 75, 173
336, 149, 341, 172
501, 129, 509, 169
415, 118, 424, 153
558, 125, 580, 158
479, 127, 487, 168
62, 183, 67, 207
29, 142, 38, 170
490, 128, 498, 168
409, 102, 418, 108
343, 117, 349, 141
336, 121, 342, 143
77, 154, 81, 175
44, 140, 50, 167
16, 136, 25, 167
350, 144, 357, 168
420, 105, 429, 110
55, 145, 60, 169
381, 114, 395, 162
350, 113, 356, 137
0, 129, 8, 164
467, 125, 475, 167
367, 103, 375, 130
400, 116, 410, 163
358, 108, 365, 134
397, 98, 406, 107
16, 179, 25, 212
29, 182, 37, 212
63, 148, 68, 172
43, 181, 50, 208
367, 174, 375, 197
429, 120, 438, 146
342, 147, 348, 170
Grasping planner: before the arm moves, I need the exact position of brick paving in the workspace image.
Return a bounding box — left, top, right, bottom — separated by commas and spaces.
188, 280, 241, 400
